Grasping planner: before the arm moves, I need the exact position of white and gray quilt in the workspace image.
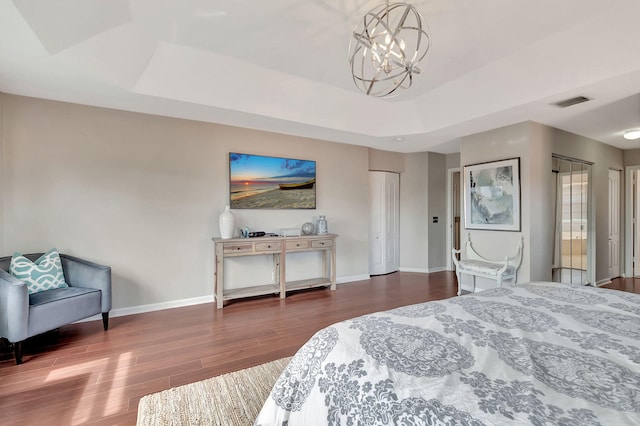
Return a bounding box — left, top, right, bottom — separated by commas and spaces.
254, 282, 640, 425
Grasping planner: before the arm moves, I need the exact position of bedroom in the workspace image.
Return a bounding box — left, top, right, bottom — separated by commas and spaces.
2, 0, 640, 424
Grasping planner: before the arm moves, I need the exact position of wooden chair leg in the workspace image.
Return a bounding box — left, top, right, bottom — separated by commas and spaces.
102, 313, 109, 331
14, 341, 23, 365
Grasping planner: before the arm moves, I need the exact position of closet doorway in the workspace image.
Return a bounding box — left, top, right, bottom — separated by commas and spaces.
369, 171, 400, 275
552, 156, 593, 285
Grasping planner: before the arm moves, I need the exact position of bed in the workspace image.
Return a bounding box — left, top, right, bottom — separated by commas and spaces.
254, 282, 640, 425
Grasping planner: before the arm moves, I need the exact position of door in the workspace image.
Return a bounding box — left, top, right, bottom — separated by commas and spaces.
369, 171, 400, 275
552, 157, 592, 285
608, 169, 621, 279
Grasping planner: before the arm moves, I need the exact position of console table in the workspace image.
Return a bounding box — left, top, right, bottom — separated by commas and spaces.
213, 234, 337, 309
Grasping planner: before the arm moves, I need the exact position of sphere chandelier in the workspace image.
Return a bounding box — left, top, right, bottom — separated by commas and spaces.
349, 1, 431, 97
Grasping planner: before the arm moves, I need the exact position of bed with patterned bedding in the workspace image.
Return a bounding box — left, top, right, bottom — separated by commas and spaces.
254, 282, 640, 425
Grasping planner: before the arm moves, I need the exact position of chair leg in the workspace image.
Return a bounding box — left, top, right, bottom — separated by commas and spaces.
102, 313, 109, 331
14, 341, 23, 365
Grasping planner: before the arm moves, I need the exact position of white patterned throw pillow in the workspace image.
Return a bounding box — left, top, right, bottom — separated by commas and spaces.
10, 249, 69, 294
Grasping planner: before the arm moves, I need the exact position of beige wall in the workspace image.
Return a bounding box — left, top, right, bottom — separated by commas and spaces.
0, 92, 4, 250
551, 127, 624, 283
399, 152, 429, 271
624, 149, 640, 166
527, 122, 554, 281
460, 122, 532, 282
368, 148, 404, 173
0, 95, 370, 311
428, 153, 447, 270
446, 152, 461, 170
460, 121, 624, 284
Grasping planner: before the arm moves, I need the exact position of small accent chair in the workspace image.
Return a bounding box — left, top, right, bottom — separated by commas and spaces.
0, 253, 111, 364
452, 234, 523, 295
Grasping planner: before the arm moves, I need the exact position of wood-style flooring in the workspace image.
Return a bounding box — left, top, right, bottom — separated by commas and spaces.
0, 272, 637, 425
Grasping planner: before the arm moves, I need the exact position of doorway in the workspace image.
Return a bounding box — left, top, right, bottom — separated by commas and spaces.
369, 171, 400, 275
446, 168, 461, 270
551, 156, 593, 285
608, 169, 621, 279
626, 166, 640, 277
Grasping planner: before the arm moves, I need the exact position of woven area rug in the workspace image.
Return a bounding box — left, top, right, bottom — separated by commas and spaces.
137, 357, 291, 426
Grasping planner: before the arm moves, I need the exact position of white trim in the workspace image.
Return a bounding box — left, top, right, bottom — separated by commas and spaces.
76, 294, 214, 322
625, 166, 640, 277
336, 274, 370, 284
399, 267, 429, 273
428, 266, 448, 273
446, 167, 461, 271
596, 278, 612, 287
76, 275, 372, 322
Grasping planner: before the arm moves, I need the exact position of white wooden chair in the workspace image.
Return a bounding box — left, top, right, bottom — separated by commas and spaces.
452, 234, 523, 295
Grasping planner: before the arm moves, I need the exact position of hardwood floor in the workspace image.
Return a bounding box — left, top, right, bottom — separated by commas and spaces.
0, 272, 456, 425
0, 272, 637, 425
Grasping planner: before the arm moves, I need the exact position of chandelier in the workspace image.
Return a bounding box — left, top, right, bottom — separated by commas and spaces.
349, 1, 431, 97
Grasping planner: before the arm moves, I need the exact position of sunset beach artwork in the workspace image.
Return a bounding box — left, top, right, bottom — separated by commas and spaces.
229, 153, 316, 209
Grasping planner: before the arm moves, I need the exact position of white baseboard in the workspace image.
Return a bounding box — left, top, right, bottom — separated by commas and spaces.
337, 274, 370, 284
77, 275, 371, 323
76, 294, 214, 322
428, 266, 447, 273
596, 278, 613, 287
399, 267, 429, 273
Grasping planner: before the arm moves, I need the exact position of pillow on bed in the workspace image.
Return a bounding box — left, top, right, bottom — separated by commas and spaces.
9, 249, 69, 294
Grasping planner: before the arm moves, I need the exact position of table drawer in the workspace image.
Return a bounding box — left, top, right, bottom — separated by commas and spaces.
286, 240, 310, 250
255, 241, 282, 252
223, 243, 253, 254
311, 239, 333, 248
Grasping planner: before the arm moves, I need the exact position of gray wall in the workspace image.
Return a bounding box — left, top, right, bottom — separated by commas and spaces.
0, 94, 371, 311
0, 92, 4, 252
460, 122, 533, 282
399, 152, 429, 271
368, 148, 404, 173
624, 149, 640, 166
428, 153, 447, 270
551, 127, 624, 283
460, 121, 624, 284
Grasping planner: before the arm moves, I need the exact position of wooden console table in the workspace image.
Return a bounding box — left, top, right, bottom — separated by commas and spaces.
213, 234, 337, 309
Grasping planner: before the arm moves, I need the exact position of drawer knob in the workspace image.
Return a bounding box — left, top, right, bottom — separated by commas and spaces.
267, 245, 271, 248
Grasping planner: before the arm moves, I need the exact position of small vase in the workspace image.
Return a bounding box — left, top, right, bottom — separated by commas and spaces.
219, 205, 236, 239
316, 215, 328, 235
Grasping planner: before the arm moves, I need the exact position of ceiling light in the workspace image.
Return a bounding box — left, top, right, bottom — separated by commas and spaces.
349, 1, 431, 97
624, 129, 640, 140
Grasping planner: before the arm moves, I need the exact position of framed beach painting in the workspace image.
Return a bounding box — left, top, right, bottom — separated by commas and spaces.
463, 157, 521, 231
229, 152, 316, 209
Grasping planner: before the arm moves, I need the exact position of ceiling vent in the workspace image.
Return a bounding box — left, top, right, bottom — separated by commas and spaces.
552, 96, 591, 108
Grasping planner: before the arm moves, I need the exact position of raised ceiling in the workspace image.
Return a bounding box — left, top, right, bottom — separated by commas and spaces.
2, 0, 640, 153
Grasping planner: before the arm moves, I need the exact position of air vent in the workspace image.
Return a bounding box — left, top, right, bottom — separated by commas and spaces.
552, 96, 591, 108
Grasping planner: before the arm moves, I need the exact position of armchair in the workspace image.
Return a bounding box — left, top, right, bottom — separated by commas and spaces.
0, 253, 111, 364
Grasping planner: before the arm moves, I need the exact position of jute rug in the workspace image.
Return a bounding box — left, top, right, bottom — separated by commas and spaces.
137, 357, 292, 426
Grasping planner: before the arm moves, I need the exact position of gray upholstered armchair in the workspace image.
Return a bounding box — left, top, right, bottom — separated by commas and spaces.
0, 253, 111, 364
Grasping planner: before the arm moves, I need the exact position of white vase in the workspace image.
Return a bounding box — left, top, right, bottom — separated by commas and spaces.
219, 205, 236, 239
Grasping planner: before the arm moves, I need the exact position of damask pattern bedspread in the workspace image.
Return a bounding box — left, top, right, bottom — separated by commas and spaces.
254, 282, 640, 425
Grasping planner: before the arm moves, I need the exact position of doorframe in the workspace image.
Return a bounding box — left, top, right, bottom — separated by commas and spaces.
625, 165, 640, 277
446, 167, 461, 271
608, 168, 622, 279
551, 155, 596, 285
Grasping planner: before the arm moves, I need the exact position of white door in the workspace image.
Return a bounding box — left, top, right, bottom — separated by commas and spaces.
608, 169, 621, 279
369, 171, 400, 275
